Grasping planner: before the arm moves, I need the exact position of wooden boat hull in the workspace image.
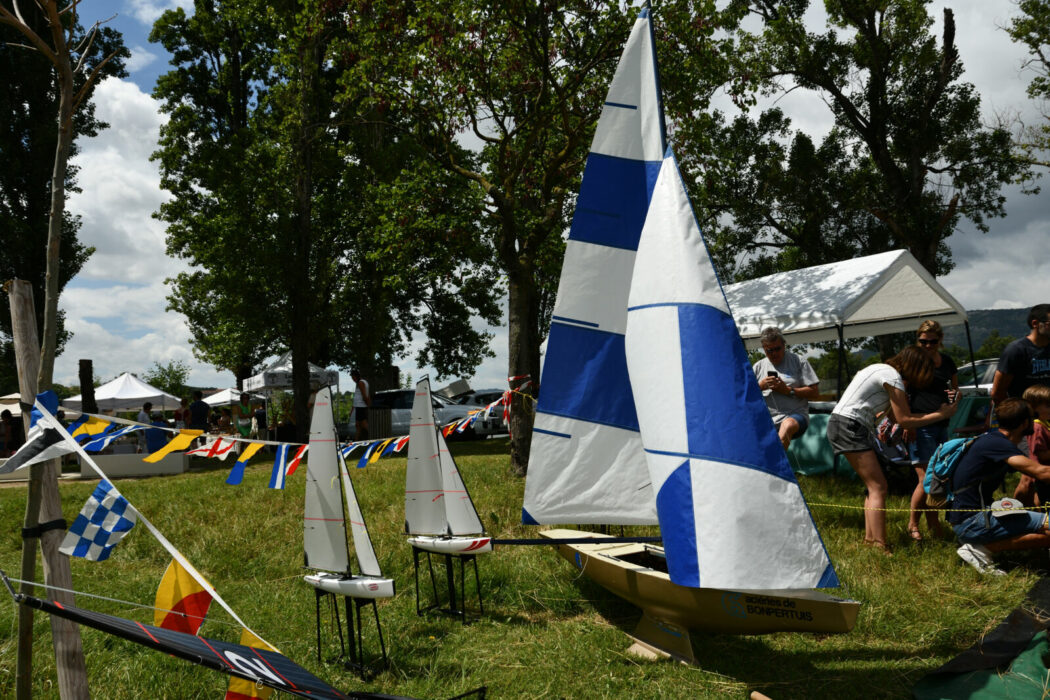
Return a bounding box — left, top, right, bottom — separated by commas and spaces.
407, 535, 493, 555
541, 529, 859, 661
303, 572, 395, 599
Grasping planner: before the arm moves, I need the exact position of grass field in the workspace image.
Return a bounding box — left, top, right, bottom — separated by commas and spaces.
0, 438, 1042, 699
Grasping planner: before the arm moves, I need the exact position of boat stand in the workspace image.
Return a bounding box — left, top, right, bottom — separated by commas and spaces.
312, 588, 388, 676
412, 546, 484, 623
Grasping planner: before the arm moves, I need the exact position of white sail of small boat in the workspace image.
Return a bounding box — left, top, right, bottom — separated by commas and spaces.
522, 9, 857, 653
303, 386, 394, 597
405, 378, 492, 554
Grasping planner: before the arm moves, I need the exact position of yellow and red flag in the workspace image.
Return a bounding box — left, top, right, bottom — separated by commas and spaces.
225, 628, 277, 700
153, 559, 212, 635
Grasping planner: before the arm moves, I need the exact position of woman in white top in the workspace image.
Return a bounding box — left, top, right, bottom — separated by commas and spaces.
826, 346, 958, 554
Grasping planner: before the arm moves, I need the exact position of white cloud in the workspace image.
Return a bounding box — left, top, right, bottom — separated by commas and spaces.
125, 0, 193, 26
126, 45, 158, 73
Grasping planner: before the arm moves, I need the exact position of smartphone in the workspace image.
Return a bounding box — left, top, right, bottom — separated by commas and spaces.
767, 371, 778, 378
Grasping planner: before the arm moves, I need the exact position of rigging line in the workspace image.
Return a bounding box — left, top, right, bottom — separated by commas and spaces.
4, 576, 243, 630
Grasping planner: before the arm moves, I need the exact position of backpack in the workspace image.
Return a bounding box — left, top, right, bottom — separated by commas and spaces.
923, 436, 980, 508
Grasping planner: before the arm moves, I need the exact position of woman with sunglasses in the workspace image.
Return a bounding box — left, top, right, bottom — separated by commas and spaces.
905, 320, 959, 541
827, 346, 957, 554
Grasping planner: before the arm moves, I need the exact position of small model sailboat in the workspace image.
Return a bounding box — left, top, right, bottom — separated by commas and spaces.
522, 9, 858, 661
304, 386, 394, 597
405, 378, 492, 555
303, 386, 394, 667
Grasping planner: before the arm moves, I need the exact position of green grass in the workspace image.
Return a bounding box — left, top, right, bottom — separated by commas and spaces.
0, 439, 1042, 699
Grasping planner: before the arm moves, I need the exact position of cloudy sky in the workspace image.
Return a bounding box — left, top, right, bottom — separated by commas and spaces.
55, 0, 1049, 392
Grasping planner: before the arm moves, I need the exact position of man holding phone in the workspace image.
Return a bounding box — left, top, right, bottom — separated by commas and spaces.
753, 327, 821, 449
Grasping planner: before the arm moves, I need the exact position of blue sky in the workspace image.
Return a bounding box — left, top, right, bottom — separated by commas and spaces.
55, 0, 1050, 392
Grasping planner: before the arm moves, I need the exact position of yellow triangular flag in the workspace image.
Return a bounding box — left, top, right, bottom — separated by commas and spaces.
143, 429, 203, 463
70, 416, 111, 441
368, 438, 394, 464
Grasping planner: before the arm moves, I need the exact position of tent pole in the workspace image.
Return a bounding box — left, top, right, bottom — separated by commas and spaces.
836, 325, 848, 398
963, 320, 979, 391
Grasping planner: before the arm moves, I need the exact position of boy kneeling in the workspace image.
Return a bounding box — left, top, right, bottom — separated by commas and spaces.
950, 398, 1050, 575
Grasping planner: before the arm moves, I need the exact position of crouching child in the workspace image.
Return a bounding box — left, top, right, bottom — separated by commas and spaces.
949, 398, 1050, 575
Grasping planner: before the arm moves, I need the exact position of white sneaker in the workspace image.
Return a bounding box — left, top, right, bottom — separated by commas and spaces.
957, 543, 1006, 576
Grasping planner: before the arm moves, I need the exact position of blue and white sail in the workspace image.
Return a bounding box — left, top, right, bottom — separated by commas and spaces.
523, 8, 665, 525
624, 149, 838, 590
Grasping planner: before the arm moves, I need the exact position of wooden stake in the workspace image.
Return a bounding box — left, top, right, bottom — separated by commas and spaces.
5, 279, 88, 699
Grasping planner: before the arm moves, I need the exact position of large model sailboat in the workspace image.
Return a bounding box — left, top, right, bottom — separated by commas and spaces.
405, 378, 492, 555
522, 9, 858, 661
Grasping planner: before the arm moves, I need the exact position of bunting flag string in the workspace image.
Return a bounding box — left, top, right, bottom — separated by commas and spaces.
26, 396, 274, 650
82, 425, 143, 453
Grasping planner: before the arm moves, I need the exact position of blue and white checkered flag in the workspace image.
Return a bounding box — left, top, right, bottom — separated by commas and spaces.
59, 480, 137, 561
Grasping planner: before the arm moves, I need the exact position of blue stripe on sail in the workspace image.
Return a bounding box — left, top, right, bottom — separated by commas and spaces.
569, 153, 663, 251
656, 460, 699, 587
521, 507, 540, 525
536, 322, 639, 432
677, 305, 795, 483
533, 428, 572, 439
604, 101, 637, 110
817, 563, 840, 588
551, 315, 600, 328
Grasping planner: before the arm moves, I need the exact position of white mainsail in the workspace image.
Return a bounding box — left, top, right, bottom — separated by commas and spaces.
523, 8, 665, 525
406, 377, 486, 537
405, 378, 446, 535
304, 386, 350, 573
624, 150, 837, 590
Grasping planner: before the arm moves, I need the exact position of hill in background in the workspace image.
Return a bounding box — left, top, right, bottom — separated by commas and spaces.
942, 308, 1029, 351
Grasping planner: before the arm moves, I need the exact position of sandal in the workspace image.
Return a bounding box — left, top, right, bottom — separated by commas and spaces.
908, 527, 923, 542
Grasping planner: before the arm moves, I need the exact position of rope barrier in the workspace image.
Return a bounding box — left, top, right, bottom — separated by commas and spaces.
806, 502, 1050, 514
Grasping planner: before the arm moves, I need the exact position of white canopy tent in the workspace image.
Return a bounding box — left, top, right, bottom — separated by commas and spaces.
724, 249, 969, 350
63, 372, 181, 412
204, 388, 265, 407
0, 393, 21, 417
243, 352, 339, 393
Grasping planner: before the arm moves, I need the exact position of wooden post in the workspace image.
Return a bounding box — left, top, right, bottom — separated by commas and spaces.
78, 360, 96, 414
5, 279, 89, 699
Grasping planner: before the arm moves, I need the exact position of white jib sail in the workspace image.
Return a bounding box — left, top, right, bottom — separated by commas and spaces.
436, 428, 485, 536
304, 386, 350, 574
338, 450, 382, 577
623, 150, 838, 590
405, 378, 447, 535
523, 8, 666, 525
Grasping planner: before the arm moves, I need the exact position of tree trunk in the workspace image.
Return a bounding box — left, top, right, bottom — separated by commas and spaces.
37, 46, 75, 390
506, 266, 541, 477
6, 280, 88, 700
78, 360, 97, 414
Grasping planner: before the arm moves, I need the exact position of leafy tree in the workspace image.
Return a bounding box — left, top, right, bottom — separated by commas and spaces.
686, 0, 1028, 281
1006, 0, 1050, 169
143, 360, 191, 400
975, 330, 1014, 361
0, 3, 126, 393
152, 0, 495, 436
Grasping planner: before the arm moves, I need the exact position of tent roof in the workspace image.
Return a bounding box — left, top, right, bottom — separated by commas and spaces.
0, 392, 22, 417
204, 388, 265, 407
243, 352, 339, 393
62, 372, 181, 412
724, 249, 968, 349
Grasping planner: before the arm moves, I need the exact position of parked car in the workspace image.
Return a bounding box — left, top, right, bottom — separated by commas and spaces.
455, 389, 508, 437
957, 359, 997, 396
348, 389, 475, 438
